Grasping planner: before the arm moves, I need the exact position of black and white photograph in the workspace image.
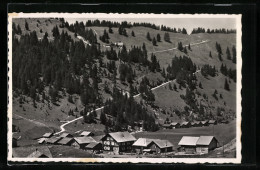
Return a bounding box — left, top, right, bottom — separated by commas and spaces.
8, 13, 242, 163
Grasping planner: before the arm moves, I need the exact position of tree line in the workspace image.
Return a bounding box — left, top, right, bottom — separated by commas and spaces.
191, 27, 236, 34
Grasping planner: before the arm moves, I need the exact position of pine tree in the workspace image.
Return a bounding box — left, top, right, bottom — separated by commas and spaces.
173, 83, 177, 91
146, 32, 151, 41
188, 43, 191, 50
226, 47, 231, 60
164, 32, 170, 42
131, 30, 135, 37
224, 78, 230, 91
109, 26, 113, 33
156, 33, 161, 42
218, 53, 223, 61
168, 83, 173, 90
232, 45, 236, 63
25, 20, 29, 30
209, 51, 212, 58
199, 82, 203, 89
183, 46, 188, 54
152, 37, 157, 46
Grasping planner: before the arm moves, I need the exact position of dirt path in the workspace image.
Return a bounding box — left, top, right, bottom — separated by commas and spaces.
148, 40, 210, 54
55, 70, 201, 135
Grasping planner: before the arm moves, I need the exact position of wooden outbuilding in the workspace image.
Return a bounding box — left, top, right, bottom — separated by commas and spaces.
58, 137, 75, 146
201, 120, 209, 126
180, 121, 191, 128
46, 136, 62, 145
42, 132, 53, 138
60, 132, 73, 138
72, 137, 96, 149
85, 142, 103, 151
196, 136, 218, 154
170, 122, 180, 129
178, 136, 199, 154
80, 131, 94, 137
208, 120, 217, 125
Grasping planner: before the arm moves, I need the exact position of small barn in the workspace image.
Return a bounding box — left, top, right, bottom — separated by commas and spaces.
162, 124, 172, 129
27, 149, 49, 158
42, 132, 53, 138
92, 135, 105, 142
38, 138, 47, 144
170, 122, 180, 129
151, 139, 174, 153
180, 122, 191, 128
201, 120, 209, 126
132, 138, 154, 153
208, 120, 217, 125
60, 132, 73, 138
46, 136, 62, 145
26, 147, 52, 158
58, 137, 75, 146
178, 136, 199, 154
85, 142, 103, 151
194, 121, 203, 127
80, 131, 94, 137
72, 137, 96, 149
196, 136, 218, 154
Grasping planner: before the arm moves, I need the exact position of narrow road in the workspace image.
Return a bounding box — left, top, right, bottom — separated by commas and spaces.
55, 70, 201, 135
148, 40, 209, 54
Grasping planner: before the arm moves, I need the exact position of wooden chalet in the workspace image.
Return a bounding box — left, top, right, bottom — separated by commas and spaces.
80, 131, 94, 137
180, 121, 191, 128
27, 148, 52, 158
72, 137, 96, 149
170, 122, 180, 129
151, 139, 174, 153
92, 135, 105, 142
162, 124, 172, 129
38, 138, 47, 144
58, 137, 75, 146
178, 136, 199, 154
85, 142, 103, 151
27, 150, 49, 158
60, 132, 73, 138
201, 120, 209, 126
46, 136, 62, 145
132, 138, 154, 153
208, 120, 217, 125
101, 131, 136, 154
42, 132, 53, 138
196, 136, 218, 154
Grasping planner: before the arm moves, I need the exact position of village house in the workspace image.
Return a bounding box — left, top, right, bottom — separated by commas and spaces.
80, 131, 94, 137
26, 147, 52, 158
201, 120, 209, 126
178, 136, 200, 154
193, 121, 203, 127
27, 149, 49, 158
92, 135, 105, 142
72, 137, 96, 149
132, 138, 154, 153
85, 142, 103, 152
101, 131, 136, 154
162, 124, 172, 129
38, 138, 47, 144
196, 136, 218, 154
46, 136, 62, 145
58, 137, 75, 146
59, 132, 73, 138
170, 122, 180, 129
208, 120, 217, 125
180, 121, 191, 128
42, 132, 53, 138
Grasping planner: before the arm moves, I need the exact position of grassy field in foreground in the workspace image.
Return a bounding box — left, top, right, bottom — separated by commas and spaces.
134, 120, 236, 150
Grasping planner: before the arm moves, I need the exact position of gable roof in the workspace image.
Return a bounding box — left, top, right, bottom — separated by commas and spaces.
162, 124, 171, 127
46, 136, 61, 144
80, 131, 93, 136
153, 139, 174, 148
27, 150, 48, 158
170, 122, 180, 126
201, 120, 208, 124
107, 131, 136, 143
43, 132, 53, 138
196, 136, 217, 145
85, 142, 101, 149
74, 137, 96, 144
208, 120, 216, 124
60, 132, 72, 138
38, 138, 47, 144
180, 122, 190, 125
58, 137, 74, 145
92, 135, 104, 142
132, 138, 154, 147
178, 136, 199, 146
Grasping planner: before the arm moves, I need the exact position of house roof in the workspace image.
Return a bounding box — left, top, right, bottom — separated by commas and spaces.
85, 142, 101, 149
180, 122, 189, 125
208, 120, 216, 123
74, 137, 96, 144
92, 135, 104, 142
178, 136, 200, 146
60, 132, 72, 138
196, 136, 217, 145
132, 138, 154, 147
38, 138, 47, 144
107, 131, 136, 143
201, 120, 208, 124
80, 131, 93, 136
43, 132, 53, 138
58, 137, 74, 145
171, 122, 180, 126
162, 124, 171, 127
46, 136, 61, 144
13, 146, 53, 158
153, 139, 174, 148
27, 150, 48, 158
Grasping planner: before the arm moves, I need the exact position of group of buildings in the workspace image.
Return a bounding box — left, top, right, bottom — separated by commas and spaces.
36, 130, 218, 156
162, 120, 217, 129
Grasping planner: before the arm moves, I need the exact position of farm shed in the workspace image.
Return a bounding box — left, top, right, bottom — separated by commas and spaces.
196, 136, 218, 154
80, 131, 94, 137
42, 132, 53, 138
101, 131, 136, 154
194, 121, 203, 127
180, 121, 191, 128
58, 137, 75, 146
60, 132, 73, 138
170, 122, 180, 128
27, 150, 49, 158
92, 135, 105, 142
132, 138, 154, 153
150, 139, 174, 153
208, 120, 217, 125
46, 136, 62, 145
72, 137, 96, 149
178, 136, 199, 154
162, 124, 172, 129
201, 120, 209, 126
38, 138, 47, 144
85, 142, 103, 151
26, 147, 52, 158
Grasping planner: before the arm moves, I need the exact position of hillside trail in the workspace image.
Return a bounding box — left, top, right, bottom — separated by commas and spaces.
54, 70, 201, 135
148, 40, 210, 54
